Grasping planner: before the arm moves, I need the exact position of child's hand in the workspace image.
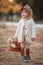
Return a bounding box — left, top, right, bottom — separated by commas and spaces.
13, 37, 18, 43
32, 38, 35, 41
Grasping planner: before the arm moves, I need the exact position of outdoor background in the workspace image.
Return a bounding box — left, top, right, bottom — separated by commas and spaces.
0, 0, 43, 65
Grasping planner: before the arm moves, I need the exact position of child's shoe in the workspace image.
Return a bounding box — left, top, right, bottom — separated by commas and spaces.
22, 56, 29, 63
27, 55, 31, 60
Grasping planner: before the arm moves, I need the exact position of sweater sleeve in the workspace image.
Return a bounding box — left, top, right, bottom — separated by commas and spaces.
31, 19, 36, 38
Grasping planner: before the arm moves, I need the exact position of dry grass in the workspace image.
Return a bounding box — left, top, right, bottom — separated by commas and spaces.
0, 26, 43, 65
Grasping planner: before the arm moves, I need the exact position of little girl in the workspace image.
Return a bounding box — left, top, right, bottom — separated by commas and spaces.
7, 4, 36, 63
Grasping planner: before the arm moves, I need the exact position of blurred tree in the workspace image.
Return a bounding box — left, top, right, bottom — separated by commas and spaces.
15, 0, 43, 20
15, 0, 34, 7
6, 9, 14, 21
33, 0, 43, 19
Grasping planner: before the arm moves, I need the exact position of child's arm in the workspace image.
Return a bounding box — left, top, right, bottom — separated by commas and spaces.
11, 22, 20, 43
31, 19, 36, 41
13, 20, 21, 43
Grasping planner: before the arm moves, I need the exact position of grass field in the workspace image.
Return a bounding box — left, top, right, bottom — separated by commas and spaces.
0, 26, 43, 65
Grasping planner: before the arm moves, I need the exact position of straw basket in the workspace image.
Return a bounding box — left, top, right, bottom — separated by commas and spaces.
8, 42, 20, 52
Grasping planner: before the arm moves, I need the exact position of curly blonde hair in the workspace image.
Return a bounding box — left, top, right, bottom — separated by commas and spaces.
23, 4, 33, 18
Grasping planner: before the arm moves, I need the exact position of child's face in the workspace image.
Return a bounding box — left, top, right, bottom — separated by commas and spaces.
21, 9, 29, 19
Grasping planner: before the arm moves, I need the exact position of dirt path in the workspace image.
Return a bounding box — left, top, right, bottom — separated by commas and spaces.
0, 26, 43, 65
